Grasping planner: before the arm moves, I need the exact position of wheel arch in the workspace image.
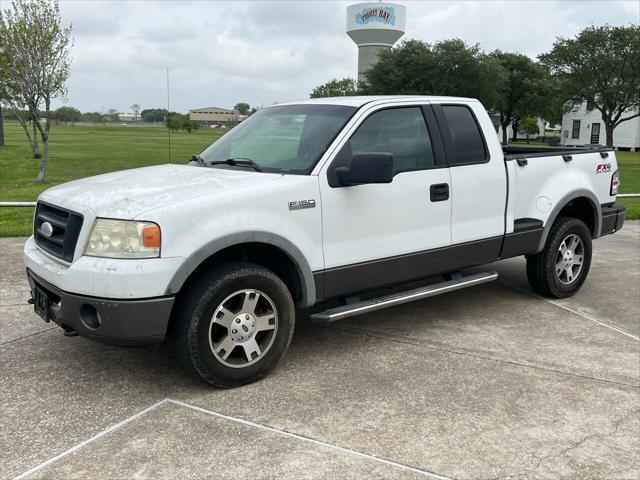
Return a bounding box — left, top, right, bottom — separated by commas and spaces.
166, 232, 316, 307
535, 190, 601, 253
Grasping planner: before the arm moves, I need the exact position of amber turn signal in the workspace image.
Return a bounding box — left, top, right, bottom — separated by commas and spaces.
142, 225, 161, 248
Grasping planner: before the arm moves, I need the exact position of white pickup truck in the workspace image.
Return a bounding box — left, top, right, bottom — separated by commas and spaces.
25, 96, 625, 387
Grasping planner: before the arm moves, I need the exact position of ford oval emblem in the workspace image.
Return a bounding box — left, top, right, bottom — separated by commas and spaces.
40, 221, 53, 238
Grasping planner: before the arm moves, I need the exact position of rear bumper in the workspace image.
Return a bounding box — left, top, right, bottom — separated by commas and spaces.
600, 204, 625, 236
27, 270, 174, 346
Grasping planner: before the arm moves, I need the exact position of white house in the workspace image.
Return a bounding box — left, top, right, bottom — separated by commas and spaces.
561, 101, 640, 150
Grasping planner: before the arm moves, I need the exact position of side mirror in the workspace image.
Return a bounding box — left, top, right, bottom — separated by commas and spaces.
335, 153, 394, 187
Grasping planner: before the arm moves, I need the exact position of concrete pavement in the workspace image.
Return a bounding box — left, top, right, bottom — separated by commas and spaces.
1, 224, 639, 479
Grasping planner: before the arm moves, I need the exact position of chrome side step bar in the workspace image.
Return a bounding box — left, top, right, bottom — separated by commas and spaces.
310, 271, 498, 323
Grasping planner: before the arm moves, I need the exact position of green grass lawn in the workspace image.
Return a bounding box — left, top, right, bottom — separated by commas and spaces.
1, 121, 639, 236
615, 151, 640, 221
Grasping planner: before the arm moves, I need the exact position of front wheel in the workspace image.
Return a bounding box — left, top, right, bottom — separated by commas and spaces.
526, 216, 592, 299
170, 262, 295, 388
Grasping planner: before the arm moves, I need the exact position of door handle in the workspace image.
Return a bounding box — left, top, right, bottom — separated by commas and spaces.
430, 183, 449, 202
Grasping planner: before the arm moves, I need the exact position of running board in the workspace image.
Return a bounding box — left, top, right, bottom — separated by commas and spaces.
310, 271, 498, 323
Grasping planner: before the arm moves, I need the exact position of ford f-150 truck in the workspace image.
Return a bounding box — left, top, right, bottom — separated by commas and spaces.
24, 96, 625, 387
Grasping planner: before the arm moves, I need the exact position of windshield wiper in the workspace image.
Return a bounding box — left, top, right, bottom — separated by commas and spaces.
208, 158, 263, 172
190, 154, 206, 166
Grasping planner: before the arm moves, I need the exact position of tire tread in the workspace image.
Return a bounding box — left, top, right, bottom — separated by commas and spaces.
525, 216, 592, 299
170, 262, 294, 388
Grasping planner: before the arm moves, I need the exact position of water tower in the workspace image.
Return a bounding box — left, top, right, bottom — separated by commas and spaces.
346, 2, 406, 85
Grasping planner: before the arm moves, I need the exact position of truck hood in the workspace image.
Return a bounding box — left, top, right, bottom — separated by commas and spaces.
41, 164, 282, 218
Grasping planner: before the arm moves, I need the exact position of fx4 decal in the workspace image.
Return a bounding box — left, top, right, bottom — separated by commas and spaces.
289, 199, 316, 211
596, 163, 611, 174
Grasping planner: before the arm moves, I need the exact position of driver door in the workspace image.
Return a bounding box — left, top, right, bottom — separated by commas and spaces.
318, 104, 452, 298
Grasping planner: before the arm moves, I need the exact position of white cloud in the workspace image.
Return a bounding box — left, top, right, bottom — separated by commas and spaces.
51, 0, 638, 113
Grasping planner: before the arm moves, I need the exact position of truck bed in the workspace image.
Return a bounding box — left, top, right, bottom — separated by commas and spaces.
503, 145, 617, 243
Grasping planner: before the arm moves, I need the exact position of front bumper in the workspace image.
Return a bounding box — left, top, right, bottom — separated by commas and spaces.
27, 270, 174, 346
24, 235, 185, 299
601, 204, 625, 236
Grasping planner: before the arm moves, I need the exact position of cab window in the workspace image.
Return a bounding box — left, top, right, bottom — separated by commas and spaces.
440, 105, 487, 165
346, 107, 435, 174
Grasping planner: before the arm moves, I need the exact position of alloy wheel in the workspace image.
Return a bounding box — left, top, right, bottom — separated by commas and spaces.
208, 289, 278, 368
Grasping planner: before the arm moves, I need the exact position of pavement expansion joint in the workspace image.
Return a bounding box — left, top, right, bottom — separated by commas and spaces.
1, 327, 57, 347
12, 398, 454, 480
499, 281, 639, 341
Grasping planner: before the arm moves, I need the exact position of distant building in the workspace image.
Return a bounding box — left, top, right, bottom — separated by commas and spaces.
561, 101, 639, 150
118, 113, 137, 122
189, 107, 240, 126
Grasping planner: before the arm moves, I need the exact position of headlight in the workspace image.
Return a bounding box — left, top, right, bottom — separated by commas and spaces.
85, 219, 161, 259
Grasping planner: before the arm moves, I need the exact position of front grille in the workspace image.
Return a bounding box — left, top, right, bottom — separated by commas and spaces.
34, 202, 84, 262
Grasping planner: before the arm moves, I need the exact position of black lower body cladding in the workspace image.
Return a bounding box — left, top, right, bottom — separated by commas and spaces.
600, 204, 625, 236
26, 270, 174, 346
314, 236, 503, 300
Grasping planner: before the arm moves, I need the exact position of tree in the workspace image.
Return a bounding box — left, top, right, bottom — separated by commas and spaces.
363, 39, 501, 108
81, 111, 105, 124
540, 25, 640, 147
165, 113, 186, 132
490, 51, 550, 144
130, 103, 141, 120
310, 78, 358, 98
141, 108, 168, 123
181, 119, 200, 133
234, 102, 250, 115
0, 41, 39, 156
518, 116, 540, 143
54, 106, 81, 124
165, 116, 180, 132
536, 75, 564, 135
0, 0, 72, 182
103, 108, 119, 122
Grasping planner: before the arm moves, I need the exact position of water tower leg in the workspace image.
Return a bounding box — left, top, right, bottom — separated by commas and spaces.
358, 45, 389, 86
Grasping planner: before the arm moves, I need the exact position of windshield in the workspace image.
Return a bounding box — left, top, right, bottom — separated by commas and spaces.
198, 104, 357, 174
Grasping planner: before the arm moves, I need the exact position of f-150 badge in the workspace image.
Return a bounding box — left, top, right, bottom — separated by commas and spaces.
289, 199, 316, 210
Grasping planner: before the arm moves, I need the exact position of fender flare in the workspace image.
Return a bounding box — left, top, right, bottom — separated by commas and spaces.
535, 189, 602, 253
165, 232, 316, 307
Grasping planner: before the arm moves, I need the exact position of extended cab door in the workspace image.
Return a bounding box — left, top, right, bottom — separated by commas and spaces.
317, 103, 452, 299
432, 102, 507, 251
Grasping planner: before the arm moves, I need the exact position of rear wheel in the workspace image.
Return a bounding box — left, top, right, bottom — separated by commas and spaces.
170, 262, 295, 387
526, 216, 592, 298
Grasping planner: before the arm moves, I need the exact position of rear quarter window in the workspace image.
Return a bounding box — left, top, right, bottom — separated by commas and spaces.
441, 105, 488, 165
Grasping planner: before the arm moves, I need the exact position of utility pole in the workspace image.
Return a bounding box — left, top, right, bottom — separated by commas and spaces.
166, 68, 171, 163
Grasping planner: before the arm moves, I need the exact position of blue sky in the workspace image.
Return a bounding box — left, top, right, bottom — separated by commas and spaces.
54, 0, 639, 113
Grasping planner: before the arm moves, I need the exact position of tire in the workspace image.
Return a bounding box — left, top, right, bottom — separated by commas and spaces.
525, 216, 592, 299
170, 262, 295, 388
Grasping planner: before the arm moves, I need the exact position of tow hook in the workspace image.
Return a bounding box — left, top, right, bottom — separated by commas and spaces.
61, 325, 79, 337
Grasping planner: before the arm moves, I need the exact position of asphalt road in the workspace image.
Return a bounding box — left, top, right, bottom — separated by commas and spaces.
1, 224, 639, 479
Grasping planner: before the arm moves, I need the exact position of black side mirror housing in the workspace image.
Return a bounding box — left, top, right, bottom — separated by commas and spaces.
335, 153, 394, 187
